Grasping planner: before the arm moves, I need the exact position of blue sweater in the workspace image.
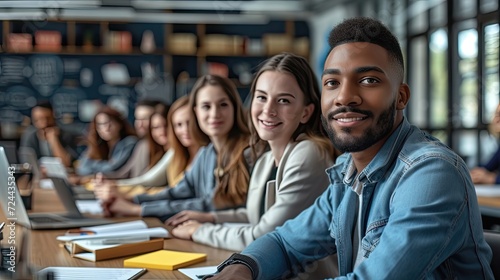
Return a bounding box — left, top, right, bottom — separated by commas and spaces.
134, 143, 218, 220
76, 136, 137, 176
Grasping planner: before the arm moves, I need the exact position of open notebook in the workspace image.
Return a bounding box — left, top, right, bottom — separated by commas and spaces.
37, 267, 146, 280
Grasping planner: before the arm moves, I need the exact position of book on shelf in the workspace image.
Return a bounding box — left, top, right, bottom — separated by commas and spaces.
124, 250, 207, 270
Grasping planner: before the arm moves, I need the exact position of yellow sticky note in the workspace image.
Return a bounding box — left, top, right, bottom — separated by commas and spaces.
124, 250, 207, 270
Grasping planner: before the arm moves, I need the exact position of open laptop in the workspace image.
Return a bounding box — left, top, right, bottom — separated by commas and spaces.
39, 156, 96, 200
0, 140, 19, 164
0, 146, 111, 229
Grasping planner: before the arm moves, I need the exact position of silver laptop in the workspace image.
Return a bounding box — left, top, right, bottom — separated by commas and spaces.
39, 156, 96, 200
0, 146, 111, 230
0, 140, 19, 163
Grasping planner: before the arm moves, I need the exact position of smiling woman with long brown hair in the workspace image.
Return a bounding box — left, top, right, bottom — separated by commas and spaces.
166, 54, 338, 279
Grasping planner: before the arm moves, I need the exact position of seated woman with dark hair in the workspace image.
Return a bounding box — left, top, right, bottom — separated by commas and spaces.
76, 106, 137, 176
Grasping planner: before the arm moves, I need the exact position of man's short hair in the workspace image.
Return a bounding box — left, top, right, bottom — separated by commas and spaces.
136, 99, 162, 108
328, 17, 404, 76
33, 100, 53, 111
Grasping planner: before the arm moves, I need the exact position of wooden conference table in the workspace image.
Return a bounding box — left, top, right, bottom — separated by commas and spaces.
477, 195, 500, 219
3, 187, 235, 279
3, 184, 500, 279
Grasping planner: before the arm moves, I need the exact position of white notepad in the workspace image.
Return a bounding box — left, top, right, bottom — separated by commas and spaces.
36, 267, 146, 280
475, 185, 500, 197
178, 266, 218, 279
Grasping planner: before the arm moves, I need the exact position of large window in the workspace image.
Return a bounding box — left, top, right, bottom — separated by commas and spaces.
430, 29, 448, 129
361, 0, 499, 167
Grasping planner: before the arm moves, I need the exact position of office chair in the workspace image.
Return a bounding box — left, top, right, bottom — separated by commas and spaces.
484, 230, 500, 279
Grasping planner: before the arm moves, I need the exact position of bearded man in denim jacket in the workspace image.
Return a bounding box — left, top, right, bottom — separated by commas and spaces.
205, 17, 494, 280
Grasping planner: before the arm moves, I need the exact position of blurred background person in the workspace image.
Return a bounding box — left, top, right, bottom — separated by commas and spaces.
116, 95, 201, 188
76, 106, 137, 176
134, 99, 161, 139
103, 96, 202, 198
104, 102, 171, 180
19, 100, 79, 167
471, 103, 500, 185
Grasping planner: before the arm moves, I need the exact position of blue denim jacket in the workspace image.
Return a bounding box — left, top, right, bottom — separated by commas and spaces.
243, 118, 493, 279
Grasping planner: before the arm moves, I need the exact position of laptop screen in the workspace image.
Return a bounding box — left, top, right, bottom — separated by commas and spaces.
0, 146, 32, 228
0, 141, 18, 164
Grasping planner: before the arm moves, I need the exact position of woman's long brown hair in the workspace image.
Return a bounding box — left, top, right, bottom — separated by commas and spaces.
188, 75, 251, 209
166, 96, 202, 186
146, 103, 170, 168
86, 106, 136, 160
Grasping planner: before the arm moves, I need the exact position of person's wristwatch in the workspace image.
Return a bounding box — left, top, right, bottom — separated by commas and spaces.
215, 253, 258, 279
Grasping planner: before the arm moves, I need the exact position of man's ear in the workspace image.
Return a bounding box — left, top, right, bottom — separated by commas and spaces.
396, 83, 410, 110
300, 103, 315, 124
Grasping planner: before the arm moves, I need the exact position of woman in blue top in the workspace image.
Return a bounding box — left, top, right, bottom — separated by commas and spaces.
94, 75, 252, 220
76, 106, 137, 176
471, 103, 500, 184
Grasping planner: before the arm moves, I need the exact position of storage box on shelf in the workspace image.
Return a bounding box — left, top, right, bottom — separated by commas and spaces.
0, 19, 310, 119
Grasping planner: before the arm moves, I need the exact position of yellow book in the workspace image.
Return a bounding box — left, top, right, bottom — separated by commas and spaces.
123, 250, 207, 270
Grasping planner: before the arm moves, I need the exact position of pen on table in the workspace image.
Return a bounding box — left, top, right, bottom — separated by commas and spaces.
0, 222, 4, 241
196, 273, 216, 279
65, 229, 96, 236
45, 271, 55, 280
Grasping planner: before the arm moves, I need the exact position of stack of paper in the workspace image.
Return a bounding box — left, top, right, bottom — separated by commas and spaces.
57, 221, 169, 262
57, 221, 169, 242
179, 266, 218, 279
475, 185, 500, 197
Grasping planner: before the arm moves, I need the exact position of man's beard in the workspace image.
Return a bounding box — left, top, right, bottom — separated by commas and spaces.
321, 103, 396, 153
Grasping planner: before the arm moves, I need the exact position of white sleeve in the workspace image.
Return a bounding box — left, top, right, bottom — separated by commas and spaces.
116, 149, 173, 187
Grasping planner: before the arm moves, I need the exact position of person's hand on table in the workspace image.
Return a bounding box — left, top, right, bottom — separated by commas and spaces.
170, 220, 202, 240
470, 167, 496, 184
105, 197, 141, 217
93, 173, 121, 203
165, 210, 215, 226
67, 174, 92, 185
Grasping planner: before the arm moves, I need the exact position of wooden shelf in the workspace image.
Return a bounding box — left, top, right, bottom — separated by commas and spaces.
1, 47, 165, 55
0, 19, 310, 123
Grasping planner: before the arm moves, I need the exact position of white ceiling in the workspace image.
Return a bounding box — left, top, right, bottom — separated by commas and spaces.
0, 0, 343, 22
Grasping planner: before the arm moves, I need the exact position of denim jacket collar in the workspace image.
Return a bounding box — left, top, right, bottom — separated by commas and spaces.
327, 117, 411, 185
